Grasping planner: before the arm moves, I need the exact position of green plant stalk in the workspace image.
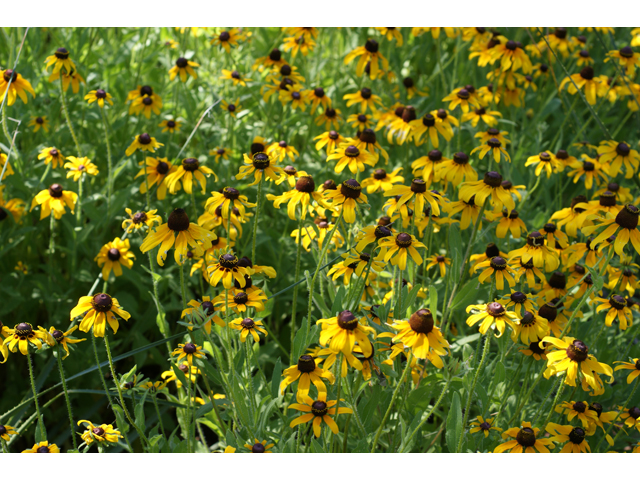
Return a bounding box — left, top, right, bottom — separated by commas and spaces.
540, 377, 565, 428
290, 215, 304, 359
179, 262, 188, 310
331, 353, 344, 453
151, 393, 166, 438
99, 107, 113, 217
187, 370, 193, 453
147, 252, 171, 353
1, 439, 8, 453
91, 335, 114, 409
27, 353, 46, 441
60, 76, 82, 157
76, 175, 83, 225
457, 333, 491, 452
55, 344, 77, 449
104, 335, 149, 448
370, 352, 413, 453
245, 340, 258, 416
595, 379, 640, 452
251, 176, 264, 264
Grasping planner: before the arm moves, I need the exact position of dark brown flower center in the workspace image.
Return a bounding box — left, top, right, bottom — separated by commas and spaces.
345, 145, 360, 158
396, 233, 412, 248
485, 243, 500, 258
93, 427, 105, 437
526, 231, 545, 247
36, 117, 44, 124
538, 303, 557, 322
573, 401, 586, 413
422, 114, 435, 127
569, 427, 585, 444
183, 343, 197, 354
295, 176, 315, 193
140, 85, 153, 96
219, 253, 238, 269
360, 87, 372, 99
156, 161, 169, 174
233, 292, 249, 305
437, 109, 448, 120
107, 248, 121, 261
95, 89, 107, 99
548, 271, 566, 289
223, 187, 240, 200
510, 291, 526, 304
483, 171, 503, 188
409, 309, 434, 334
340, 179, 362, 199
487, 302, 505, 316
297, 354, 316, 373
365, 39, 379, 53
91, 293, 113, 312
48, 183, 63, 198
579, 66, 594, 80
620, 46, 634, 58
251, 152, 270, 170
133, 211, 147, 224
610, 295, 627, 309
457, 88, 470, 100
566, 340, 589, 362
52, 329, 64, 341
359, 128, 377, 144
402, 106, 417, 123
168, 208, 190, 232
489, 256, 507, 270
516, 427, 536, 447
3, 69, 17, 83
629, 407, 640, 420
138, 133, 151, 145
36, 446, 50, 453
16, 322, 33, 336
176, 57, 188, 68
55, 47, 69, 59
143, 96, 153, 106
337, 310, 358, 331
311, 401, 328, 416
615, 204, 639, 229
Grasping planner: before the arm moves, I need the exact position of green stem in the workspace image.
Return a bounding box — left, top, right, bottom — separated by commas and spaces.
251, 176, 263, 264
76, 175, 83, 225
152, 394, 166, 438
595, 379, 640, 452
290, 215, 304, 359
55, 345, 77, 449
27, 353, 45, 441
540, 377, 565, 428
99, 107, 112, 218
179, 261, 187, 310
332, 353, 344, 453
60, 76, 82, 156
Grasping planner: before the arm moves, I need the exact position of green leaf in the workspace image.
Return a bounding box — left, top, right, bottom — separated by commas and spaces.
231, 383, 253, 430
271, 357, 283, 399
171, 363, 189, 388
429, 284, 438, 316
450, 278, 480, 311
446, 391, 462, 453
142, 265, 163, 283
113, 405, 130, 435
134, 392, 148, 433
331, 286, 346, 314
449, 224, 463, 284
34, 415, 47, 443
495, 362, 506, 387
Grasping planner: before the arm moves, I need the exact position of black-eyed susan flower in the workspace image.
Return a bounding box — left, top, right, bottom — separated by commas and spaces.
210, 29, 245, 52
326, 144, 377, 175
614, 358, 640, 384
181, 296, 225, 334
508, 231, 560, 272
476, 256, 516, 290
30, 183, 77, 220
64, 156, 99, 181
494, 421, 554, 453
283, 34, 316, 58
122, 208, 162, 234
242, 439, 274, 453
159, 118, 181, 133
391, 309, 449, 360
125, 133, 163, 156
491, 209, 526, 239
409, 112, 453, 148
266, 140, 299, 163
567, 155, 609, 189
378, 232, 426, 271
459, 171, 515, 212
344, 39, 389, 80
171, 342, 206, 366
385, 178, 442, 220
215, 288, 267, 314
135, 157, 176, 199
267, 175, 328, 220
425, 254, 451, 277
593, 294, 633, 330
205, 187, 256, 222
411, 150, 445, 186
305, 86, 331, 114
619, 406, 640, 432
448, 196, 481, 230
525, 151, 564, 177
210, 146, 231, 163
275, 165, 306, 188
471, 137, 510, 163
555, 400, 599, 428
510, 311, 549, 345
442, 86, 480, 113
170, 57, 199, 82
504, 290, 536, 318
130, 93, 163, 118
606, 265, 640, 296
0, 424, 17, 442
470, 242, 504, 273
207, 252, 252, 289
127, 84, 154, 102
253, 48, 287, 71
95, 237, 135, 281
70, 293, 130, 338
606, 46, 640, 76
466, 302, 517, 337
351, 128, 389, 163
49, 326, 85, 360
289, 390, 352, 437
140, 208, 215, 266
45, 47, 76, 74
314, 130, 345, 154
28, 116, 49, 133
343, 87, 383, 113
220, 68, 250, 87
315, 107, 342, 130
235, 152, 281, 186
435, 152, 477, 187
462, 107, 501, 127
161, 362, 199, 388
280, 354, 335, 401
48, 69, 85, 93
470, 416, 502, 437
0, 187, 24, 223
221, 98, 242, 118
84, 88, 113, 108
360, 168, 404, 194
323, 179, 368, 224
401, 76, 428, 99
78, 420, 122, 446
585, 204, 640, 255
229, 317, 267, 343
14, 261, 27, 274
0, 69, 35, 105
519, 339, 549, 361
597, 140, 640, 179
560, 66, 601, 105
326, 251, 383, 286
347, 112, 373, 131
22, 441, 60, 453
317, 310, 374, 356
38, 147, 65, 169
541, 336, 613, 395
545, 423, 592, 453
2, 323, 54, 356
166, 157, 216, 194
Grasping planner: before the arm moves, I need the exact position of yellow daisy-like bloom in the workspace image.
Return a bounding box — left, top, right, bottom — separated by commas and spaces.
210, 28, 245, 52
169, 57, 199, 82
14, 261, 28, 274
166, 157, 216, 194
435, 152, 477, 187
360, 167, 404, 194
559, 66, 601, 105
490, 209, 526, 239
135, 157, 176, 200
181, 296, 225, 334
229, 317, 268, 343
323, 179, 368, 224
125, 133, 164, 157
593, 294, 633, 331
30, 183, 77, 220
78, 420, 122, 445
84, 88, 113, 108
236, 152, 283, 186
0, 69, 35, 105
344, 39, 389, 79
49, 326, 85, 360
597, 140, 640, 179
466, 302, 518, 337
220, 68, 250, 87
391, 309, 449, 361
401, 76, 428, 99
44, 47, 76, 74
280, 354, 335, 402
567, 155, 609, 189
385, 178, 442, 220
375, 27, 403, 45
508, 231, 560, 272
541, 336, 613, 395
317, 310, 374, 357
48, 69, 85, 93
210, 146, 231, 163
283, 34, 316, 58
326, 251, 384, 286
471, 137, 511, 163
275, 165, 307, 188
584, 204, 640, 256
305, 86, 331, 114
28, 116, 49, 133
94, 237, 135, 281
343, 87, 383, 113
0, 423, 17, 442
205, 187, 256, 223
470, 416, 502, 438
545, 423, 592, 453
127, 84, 155, 102
291, 217, 344, 253
459, 171, 515, 212
614, 358, 640, 384
289, 390, 352, 438
411, 150, 446, 186
0, 186, 24, 223
510, 311, 549, 345
494, 421, 554, 453
130, 93, 163, 118
140, 208, 215, 266
22, 441, 60, 453
38, 147, 65, 169
122, 208, 162, 234
476, 256, 516, 290
605, 46, 640, 76
253, 47, 287, 71
267, 175, 328, 221
409, 111, 453, 148
462, 107, 502, 127
214, 288, 268, 314
159, 118, 181, 133
279, 84, 310, 111
326, 144, 377, 175
525, 151, 565, 178
2, 323, 54, 356
314, 130, 345, 154
70, 293, 131, 338
243, 438, 274, 453
425, 254, 451, 277
377, 232, 426, 271
619, 406, 640, 432
161, 362, 199, 388
442, 86, 480, 113
266, 140, 299, 163
221, 98, 243, 118
348, 112, 374, 131
315, 107, 342, 130
206, 252, 252, 289
491, 37, 533, 73
64, 156, 99, 181
171, 342, 206, 366
555, 400, 599, 428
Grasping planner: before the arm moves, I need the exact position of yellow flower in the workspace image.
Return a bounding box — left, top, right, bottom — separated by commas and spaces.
344, 39, 389, 79
206, 252, 252, 289
525, 151, 564, 177
0, 69, 35, 105
70, 293, 131, 337
243, 438, 275, 453
545, 423, 592, 453
459, 171, 515, 212
471, 138, 510, 163
30, 183, 77, 220
22, 441, 60, 453
44, 47, 76, 74
236, 152, 283, 186
181, 296, 225, 334
267, 175, 328, 220
605, 46, 640, 76
166, 158, 216, 194
220, 68, 251, 87
593, 295, 633, 331
0, 423, 17, 442
159, 118, 181, 133
170, 57, 199, 82
476, 256, 516, 290
493, 421, 554, 453
360, 168, 404, 194
559, 67, 601, 105
469, 416, 502, 437
317, 310, 374, 356
323, 179, 368, 224
597, 140, 640, 179
229, 317, 268, 343
221, 98, 243, 118
125, 133, 164, 156
48, 69, 85, 93
326, 144, 377, 175
94, 237, 135, 281
38, 147, 65, 169
288, 390, 352, 437
466, 302, 518, 337
84, 88, 113, 108
391, 309, 449, 361
171, 342, 206, 366
442, 86, 480, 113
135, 157, 176, 199
210, 29, 245, 53
130, 93, 163, 118
49, 326, 85, 359
280, 354, 335, 402
343, 87, 383, 113
28, 116, 49, 132
78, 420, 122, 445
122, 208, 162, 234
2, 323, 54, 356
214, 288, 268, 314
614, 359, 640, 384
64, 156, 99, 181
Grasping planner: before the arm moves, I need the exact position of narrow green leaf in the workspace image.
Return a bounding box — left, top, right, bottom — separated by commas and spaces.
446, 391, 462, 452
